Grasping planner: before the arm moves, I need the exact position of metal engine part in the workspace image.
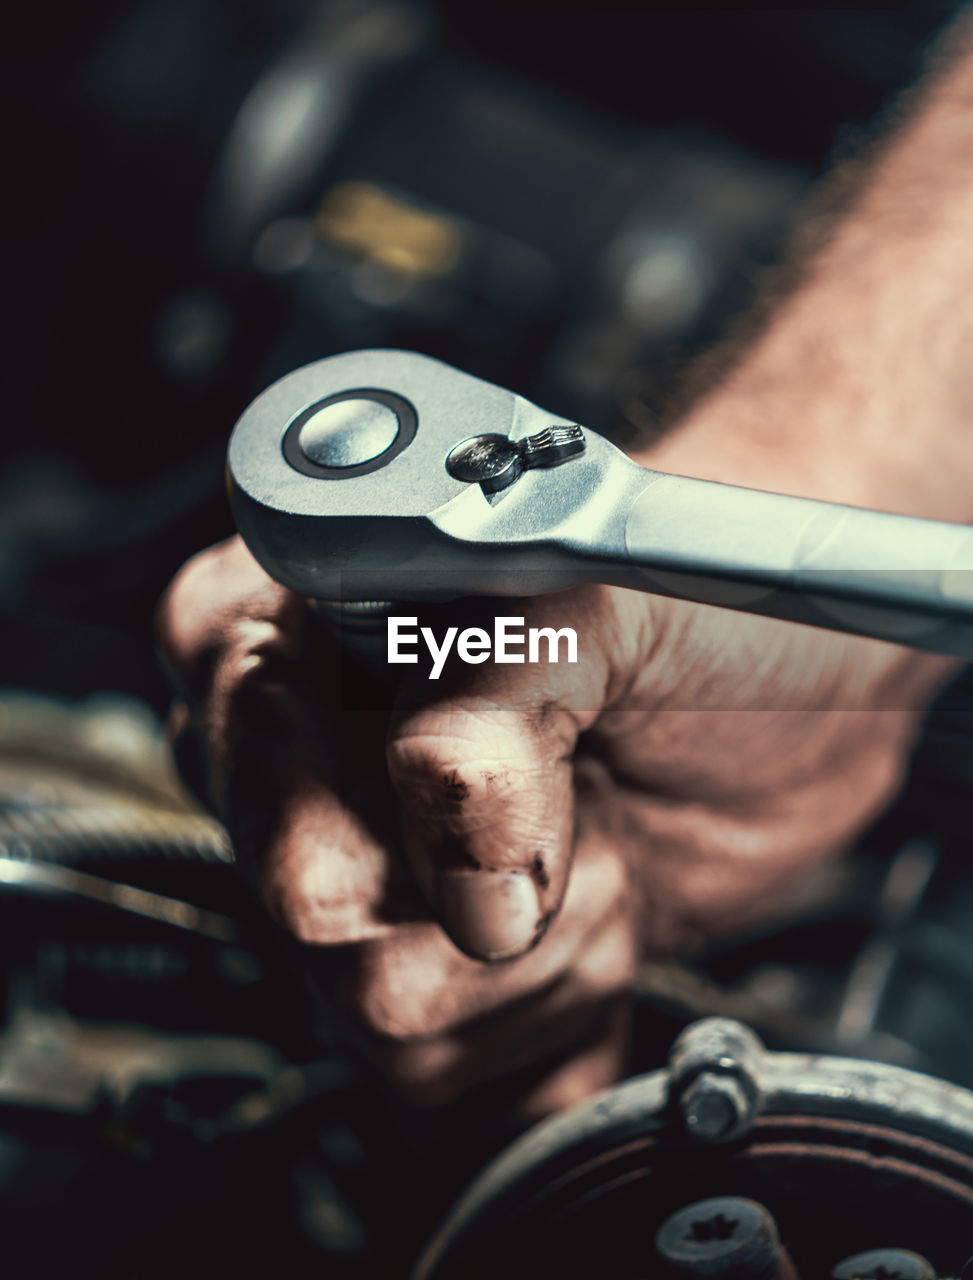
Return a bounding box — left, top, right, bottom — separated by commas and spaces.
414, 1018, 973, 1279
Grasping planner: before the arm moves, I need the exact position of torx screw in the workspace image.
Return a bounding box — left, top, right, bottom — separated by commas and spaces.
831, 1249, 937, 1280
656, 1196, 795, 1278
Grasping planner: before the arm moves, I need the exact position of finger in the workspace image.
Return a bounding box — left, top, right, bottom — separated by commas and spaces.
385, 592, 631, 962
158, 538, 422, 943
326, 809, 634, 1108
415, 912, 635, 1109
156, 537, 302, 708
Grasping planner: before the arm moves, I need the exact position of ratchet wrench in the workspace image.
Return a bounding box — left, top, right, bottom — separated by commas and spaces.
227, 348, 973, 658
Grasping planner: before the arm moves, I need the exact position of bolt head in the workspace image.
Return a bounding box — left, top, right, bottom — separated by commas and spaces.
680, 1071, 751, 1142
831, 1249, 936, 1280
656, 1197, 780, 1276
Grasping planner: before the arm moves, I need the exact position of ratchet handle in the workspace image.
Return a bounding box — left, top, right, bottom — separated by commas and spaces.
622, 470, 973, 658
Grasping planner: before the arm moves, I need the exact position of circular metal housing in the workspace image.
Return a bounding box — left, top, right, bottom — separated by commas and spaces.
281, 387, 417, 480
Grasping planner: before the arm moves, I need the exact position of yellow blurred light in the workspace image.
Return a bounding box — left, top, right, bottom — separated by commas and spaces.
315, 180, 461, 277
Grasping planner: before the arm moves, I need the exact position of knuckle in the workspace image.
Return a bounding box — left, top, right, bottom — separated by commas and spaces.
347, 939, 457, 1043
353, 983, 427, 1043
156, 545, 225, 674
262, 871, 330, 946
257, 816, 397, 947
156, 538, 300, 704
259, 851, 352, 946
388, 709, 547, 805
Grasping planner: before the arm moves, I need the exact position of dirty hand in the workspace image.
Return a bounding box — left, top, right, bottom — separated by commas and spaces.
157, 503, 948, 1116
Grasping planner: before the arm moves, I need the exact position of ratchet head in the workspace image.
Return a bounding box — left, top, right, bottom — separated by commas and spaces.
227, 349, 642, 601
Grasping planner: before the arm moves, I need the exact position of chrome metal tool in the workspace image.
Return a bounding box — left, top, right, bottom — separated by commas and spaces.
228, 348, 973, 657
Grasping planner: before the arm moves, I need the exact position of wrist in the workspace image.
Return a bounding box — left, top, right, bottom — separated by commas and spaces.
632, 272, 973, 522
632, 29, 973, 524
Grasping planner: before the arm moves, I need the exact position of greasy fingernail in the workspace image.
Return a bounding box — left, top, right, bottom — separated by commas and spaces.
438, 868, 542, 960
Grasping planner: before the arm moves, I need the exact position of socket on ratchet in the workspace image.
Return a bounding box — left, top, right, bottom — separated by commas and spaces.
228, 348, 973, 657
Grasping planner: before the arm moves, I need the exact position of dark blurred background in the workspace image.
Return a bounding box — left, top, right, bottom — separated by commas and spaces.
1, 1, 957, 710
3, 6, 973, 1276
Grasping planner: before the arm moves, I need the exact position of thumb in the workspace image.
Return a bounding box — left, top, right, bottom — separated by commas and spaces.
385, 591, 621, 961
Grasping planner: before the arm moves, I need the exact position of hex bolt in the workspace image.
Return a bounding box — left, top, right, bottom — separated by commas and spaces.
680, 1071, 753, 1142
668, 1019, 763, 1145
830, 1249, 936, 1280
655, 1196, 796, 1279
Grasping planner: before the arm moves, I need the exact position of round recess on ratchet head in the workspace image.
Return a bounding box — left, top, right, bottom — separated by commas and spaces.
282, 389, 417, 479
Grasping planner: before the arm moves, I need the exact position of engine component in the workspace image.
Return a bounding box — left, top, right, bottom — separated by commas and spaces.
413, 1018, 973, 1279
830, 1250, 936, 1280
3, 693, 973, 1273
655, 1196, 796, 1279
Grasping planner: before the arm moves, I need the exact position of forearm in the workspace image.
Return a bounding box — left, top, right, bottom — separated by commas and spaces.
641, 13, 973, 522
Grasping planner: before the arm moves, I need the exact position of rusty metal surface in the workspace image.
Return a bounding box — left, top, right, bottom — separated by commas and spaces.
414, 1019, 973, 1280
